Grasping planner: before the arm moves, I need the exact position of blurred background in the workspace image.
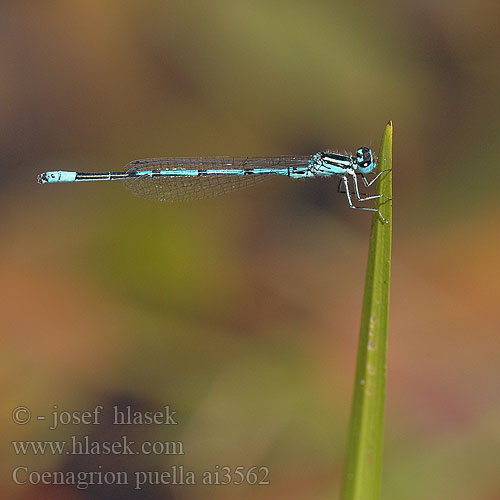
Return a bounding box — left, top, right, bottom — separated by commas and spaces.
1, 1, 500, 499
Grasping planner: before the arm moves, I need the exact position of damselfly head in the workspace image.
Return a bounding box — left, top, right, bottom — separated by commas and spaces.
354, 147, 376, 173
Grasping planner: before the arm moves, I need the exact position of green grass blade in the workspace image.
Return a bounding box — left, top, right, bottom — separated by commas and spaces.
340, 122, 393, 500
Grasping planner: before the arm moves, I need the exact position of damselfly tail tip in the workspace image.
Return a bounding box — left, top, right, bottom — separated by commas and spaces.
37, 173, 48, 184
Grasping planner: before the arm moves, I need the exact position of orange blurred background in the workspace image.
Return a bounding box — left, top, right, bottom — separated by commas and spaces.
1, 1, 500, 499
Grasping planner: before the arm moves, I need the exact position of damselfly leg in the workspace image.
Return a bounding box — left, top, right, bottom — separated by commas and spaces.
341, 175, 389, 223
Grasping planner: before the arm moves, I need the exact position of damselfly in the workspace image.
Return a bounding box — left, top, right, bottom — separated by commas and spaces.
38, 147, 391, 221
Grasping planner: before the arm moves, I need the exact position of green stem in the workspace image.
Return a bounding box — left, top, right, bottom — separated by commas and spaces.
340, 122, 393, 500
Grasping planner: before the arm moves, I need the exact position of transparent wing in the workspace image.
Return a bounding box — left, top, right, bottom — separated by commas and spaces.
124, 173, 268, 202
123, 156, 310, 202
